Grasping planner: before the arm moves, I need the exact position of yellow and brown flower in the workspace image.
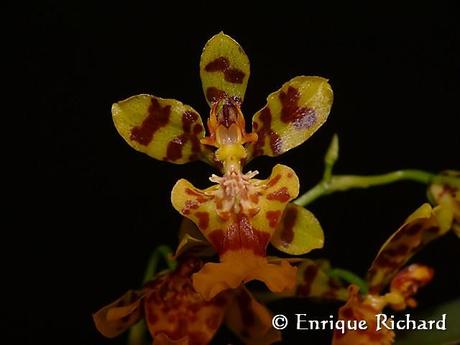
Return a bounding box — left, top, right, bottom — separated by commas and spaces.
111, 32, 330, 300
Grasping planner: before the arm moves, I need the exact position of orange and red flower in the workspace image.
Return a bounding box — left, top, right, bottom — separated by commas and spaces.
93, 257, 280, 345
332, 203, 453, 345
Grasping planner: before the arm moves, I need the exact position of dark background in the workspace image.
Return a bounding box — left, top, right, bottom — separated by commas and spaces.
18, 1, 459, 344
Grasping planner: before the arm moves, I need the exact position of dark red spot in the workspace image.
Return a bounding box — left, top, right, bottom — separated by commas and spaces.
195, 212, 210, 230
130, 98, 171, 145
221, 102, 237, 128
296, 265, 318, 296
206, 87, 227, 103
205, 56, 245, 84
426, 226, 439, 234
406, 223, 423, 236
252, 107, 282, 156
281, 206, 297, 244
185, 188, 212, 203
266, 187, 291, 202
182, 200, 199, 215
166, 136, 186, 161
225, 68, 245, 83
266, 210, 282, 228
205, 57, 230, 72
266, 174, 281, 188
164, 111, 202, 162
384, 244, 410, 257
341, 307, 356, 320
249, 193, 259, 203
182, 110, 199, 132
193, 123, 203, 134
279, 86, 317, 129
374, 254, 399, 269
208, 214, 270, 255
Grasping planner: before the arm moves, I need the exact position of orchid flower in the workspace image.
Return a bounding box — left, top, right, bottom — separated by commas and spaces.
428, 170, 460, 236
112, 32, 331, 300
331, 203, 453, 345
93, 257, 280, 345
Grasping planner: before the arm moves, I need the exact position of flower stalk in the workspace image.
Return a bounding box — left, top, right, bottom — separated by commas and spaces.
295, 135, 460, 207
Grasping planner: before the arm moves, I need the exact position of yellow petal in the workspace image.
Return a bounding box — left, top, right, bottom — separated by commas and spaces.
332, 285, 394, 345
172, 164, 299, 257
271, 203, 324, 255
247, 76, 333, 159
171, 179, 218, 240
92, 290, 144, 338
225, 287, 282, 345
172, 165, 299, 299
295, 259, 348, 301
192, 250, 297, 300
248, 164, 300, 247
200, 32, 250, 105
367, 203, 453, 294
112, 94, 214, 164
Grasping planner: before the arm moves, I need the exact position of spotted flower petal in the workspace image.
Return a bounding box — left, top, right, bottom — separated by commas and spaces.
225, 288, 281, 345
332, 285, 394, 345
94, 257, 284, 345
171, 164, 299, 300
295, 259, 348, 301
271, 203, 324, 255
200, 32, 250, 105
93, 290, 145, 338
143, 258, 230, 345
367, 203, 453, 294
112, 95, 214, 165
94, 258, 231, 345
247, 76, 333, 159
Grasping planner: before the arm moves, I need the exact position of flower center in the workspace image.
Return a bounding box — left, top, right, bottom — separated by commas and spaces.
209, 170, 261, 218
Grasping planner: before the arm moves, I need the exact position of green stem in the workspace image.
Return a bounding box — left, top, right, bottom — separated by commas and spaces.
142, 245, 177, 282
294, 169, 441, 207
127, 245, 176, 345
328, 268, 369, 295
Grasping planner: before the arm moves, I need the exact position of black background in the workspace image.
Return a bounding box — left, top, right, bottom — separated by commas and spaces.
18, 1, 459, 344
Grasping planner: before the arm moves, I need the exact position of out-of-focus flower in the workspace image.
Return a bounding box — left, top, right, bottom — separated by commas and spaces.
111, 32, 330, 300
93, 257, 280, 345
290, 258, 349, 301
428, 170, 460, 236
366, 203, 452, 293
332, 264, 434, 345
332, 203, 453, 345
